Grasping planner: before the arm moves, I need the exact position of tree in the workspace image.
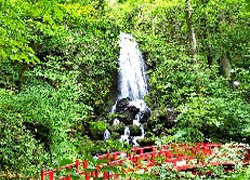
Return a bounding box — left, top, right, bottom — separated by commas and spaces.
185, 0, 198, 64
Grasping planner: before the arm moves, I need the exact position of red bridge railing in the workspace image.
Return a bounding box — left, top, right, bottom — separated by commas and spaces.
41, 143, 250, 180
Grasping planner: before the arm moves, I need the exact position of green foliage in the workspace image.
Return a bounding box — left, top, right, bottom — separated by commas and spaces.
89, 121, 107, 140
108, 123, 125, 134
139, 164, 250, 180
84, 140, 130, 156
90, 121, 107, 132
0, 114, 48, 176
0, 0, 119, 176
137, 137, 156, 146
0, 0, 250, 178
175, 96, 250, 142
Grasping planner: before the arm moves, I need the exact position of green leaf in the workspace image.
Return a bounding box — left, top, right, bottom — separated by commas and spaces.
69, 172, 81, 180
59, 158, 73, 167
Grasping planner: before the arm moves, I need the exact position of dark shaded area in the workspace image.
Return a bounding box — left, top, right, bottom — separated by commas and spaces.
23, 122, 51, 149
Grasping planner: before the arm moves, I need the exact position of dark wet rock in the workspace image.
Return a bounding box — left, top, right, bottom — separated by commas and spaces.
145, 107, 178, 136
117, 111, 135, 125
129, 125, 141, 136
114, 97, 151, 124
114, 98, 141, 125
90, 131, 105, 140
108, 97, 151, 145
138, 107, 151, 123
115, 97, 131, 112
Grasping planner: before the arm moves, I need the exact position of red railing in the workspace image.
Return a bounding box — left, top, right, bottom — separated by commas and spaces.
41, 143, 250, 180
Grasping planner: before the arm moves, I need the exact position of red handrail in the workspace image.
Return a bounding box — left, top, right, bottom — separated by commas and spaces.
41, 143, 250, 180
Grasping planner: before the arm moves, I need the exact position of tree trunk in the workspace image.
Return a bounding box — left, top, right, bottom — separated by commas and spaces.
17, 63, 29, 91
185, 0, 198, 64
205, 17, 213, 67
220, 53, 231, 79
206, 30, 213, 67
219, 12, 232, 79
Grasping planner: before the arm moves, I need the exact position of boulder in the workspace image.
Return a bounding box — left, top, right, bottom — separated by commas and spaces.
138, 106, 151, 123
114, 98, 140, 125
115, 97, 131, 112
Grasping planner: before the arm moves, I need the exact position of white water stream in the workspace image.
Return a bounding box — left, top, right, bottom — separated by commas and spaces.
117, 33, 148, 100
104, 33, 149, 146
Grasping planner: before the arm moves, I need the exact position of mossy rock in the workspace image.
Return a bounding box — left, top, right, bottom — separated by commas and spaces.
91, 131, 105, 140
129, 125, 141, 136
111, 132, 120, 139
89, 121, 107, 140
137, 137, 155, 146
108, 123, 125, 135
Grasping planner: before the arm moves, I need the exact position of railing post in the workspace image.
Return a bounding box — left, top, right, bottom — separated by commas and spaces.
136, 155, 140, 162
107, 152, 110, 162
127, 152, 131, 160
83, 160, 87, 169
92, 170, 98, 178
103, 171, 109, 180
96, 165, 100, 177
113, 153, 117, 161
49, 171, 54, 180
139, 148, 143, 154
66, 173, 71, 180
152, 147, 156, 152
152, 153, 156, 165
85, 172, 90, 180
83, 160, 90, 180
41, 170, 45, 180
75, 160, 80, 173
159, 149, 163, 156
133, 147, 137, 156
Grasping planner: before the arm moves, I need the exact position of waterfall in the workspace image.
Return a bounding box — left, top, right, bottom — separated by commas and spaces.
105, 32, 150, 146
117, 33, 148, 100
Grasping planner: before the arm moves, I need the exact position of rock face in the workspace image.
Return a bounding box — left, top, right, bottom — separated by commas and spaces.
138, 107, 151, 124
107, 98, 151, 146
115, 98, 131, 112
114, 98, 151, 125
114, 98, 139, 125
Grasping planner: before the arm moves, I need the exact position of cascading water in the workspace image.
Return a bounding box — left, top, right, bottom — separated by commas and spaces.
117, 33, 148, 100
104, 32, 150, 146
120, 127, 131, 144
104, 129, 111, 140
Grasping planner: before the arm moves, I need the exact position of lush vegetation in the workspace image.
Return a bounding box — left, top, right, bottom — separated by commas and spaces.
0, 0, 249, 178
